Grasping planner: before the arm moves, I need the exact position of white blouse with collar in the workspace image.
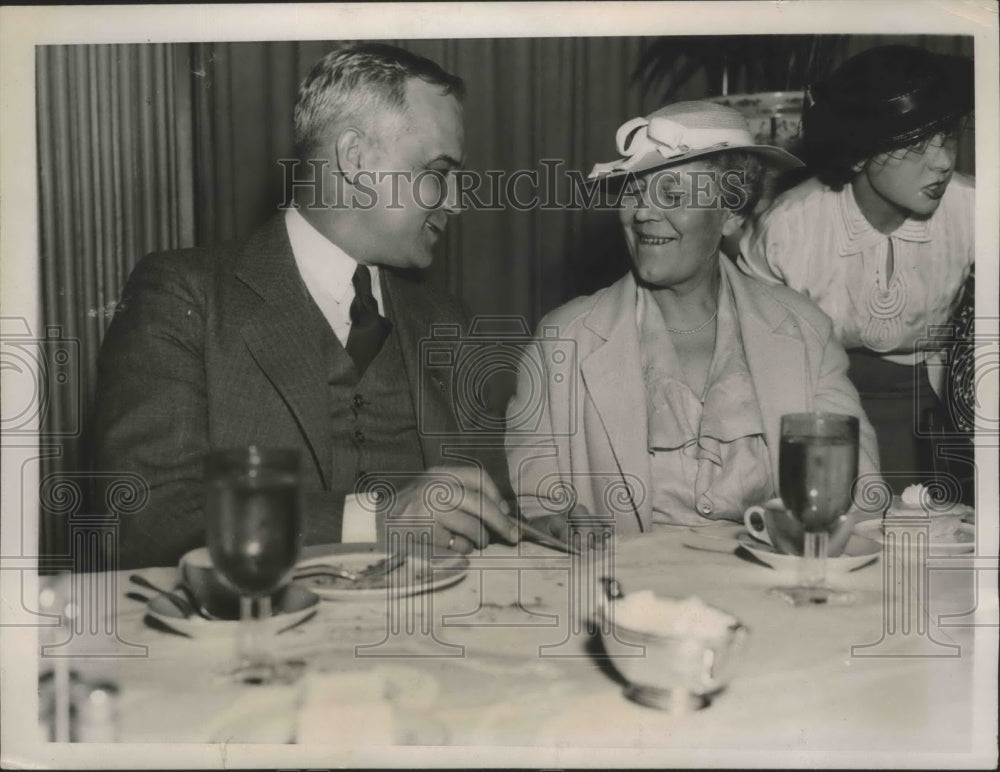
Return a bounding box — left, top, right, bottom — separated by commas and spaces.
737, 174, 974, 367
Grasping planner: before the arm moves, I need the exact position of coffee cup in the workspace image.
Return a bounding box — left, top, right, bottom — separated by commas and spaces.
743, 498, 855, 557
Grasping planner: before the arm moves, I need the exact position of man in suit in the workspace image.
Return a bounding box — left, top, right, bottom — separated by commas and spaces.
94, 44, 516, 568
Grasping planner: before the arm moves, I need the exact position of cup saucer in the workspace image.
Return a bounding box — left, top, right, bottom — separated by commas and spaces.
145, 584, 320, 638
735, 533, 881, 574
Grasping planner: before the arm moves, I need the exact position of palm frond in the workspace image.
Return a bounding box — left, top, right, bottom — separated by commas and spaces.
633, 35, 848, 101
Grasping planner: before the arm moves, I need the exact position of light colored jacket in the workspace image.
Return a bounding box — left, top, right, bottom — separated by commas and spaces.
505, 258, 880, 535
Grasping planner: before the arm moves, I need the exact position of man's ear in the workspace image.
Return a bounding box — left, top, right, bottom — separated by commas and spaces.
851, 159, 866, 173
334, 127, 365, 183
721, 209, 746, 238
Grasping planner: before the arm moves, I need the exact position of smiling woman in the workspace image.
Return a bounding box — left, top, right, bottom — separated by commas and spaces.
506, 100, 881, 536
619, 160, 742, 297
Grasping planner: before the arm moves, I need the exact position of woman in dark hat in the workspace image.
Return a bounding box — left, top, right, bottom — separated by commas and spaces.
739, 45, 975, 498
507, 101, 879, 535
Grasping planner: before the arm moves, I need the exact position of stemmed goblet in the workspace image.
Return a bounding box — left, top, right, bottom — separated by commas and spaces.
772, 412, 860, 606
204, 446, 304, 683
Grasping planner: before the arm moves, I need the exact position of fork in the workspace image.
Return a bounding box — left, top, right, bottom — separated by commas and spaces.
291, 562, 360, 581
293, 552, 405, 582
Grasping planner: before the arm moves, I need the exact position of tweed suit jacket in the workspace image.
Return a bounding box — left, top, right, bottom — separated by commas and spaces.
94, 215, 507, 568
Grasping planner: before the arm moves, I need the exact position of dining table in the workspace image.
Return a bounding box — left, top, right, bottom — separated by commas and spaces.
30, 515, 995, 769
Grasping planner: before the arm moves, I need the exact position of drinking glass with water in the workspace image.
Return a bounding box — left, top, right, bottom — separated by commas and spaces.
204, 446, 304, 683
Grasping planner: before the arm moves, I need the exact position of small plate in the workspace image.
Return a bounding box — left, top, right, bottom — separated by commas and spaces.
735, 532, 881, 574
854, 519, 975, 555
145, 584, 319, 638
294, 551, 469, 601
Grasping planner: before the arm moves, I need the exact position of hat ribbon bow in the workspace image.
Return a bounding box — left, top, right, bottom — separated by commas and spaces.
588, 116, 748, 178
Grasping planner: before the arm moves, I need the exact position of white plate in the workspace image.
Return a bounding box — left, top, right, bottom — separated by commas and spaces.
735, 532, 881, 574
293, 551, 469, 601
854, 519, 975, 555
145, 584, 320, 638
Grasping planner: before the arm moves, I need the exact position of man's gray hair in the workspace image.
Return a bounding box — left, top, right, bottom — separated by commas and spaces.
294, 43, 465, 160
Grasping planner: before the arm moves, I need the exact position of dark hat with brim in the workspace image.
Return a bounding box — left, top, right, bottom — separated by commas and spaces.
804, 45, 973, 159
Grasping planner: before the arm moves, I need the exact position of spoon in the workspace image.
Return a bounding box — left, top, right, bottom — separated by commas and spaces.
174, 582, 223, 620
129, 574, 196, 618
126, 588, 218, 620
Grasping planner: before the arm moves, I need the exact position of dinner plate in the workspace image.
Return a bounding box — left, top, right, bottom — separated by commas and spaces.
735, 532, 881, 574
145, 584, 320, 638
854, 519, 975, 555
293, 551, 469, 601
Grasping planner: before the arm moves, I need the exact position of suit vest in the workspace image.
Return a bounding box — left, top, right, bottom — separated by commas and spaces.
306, 283, 425, 522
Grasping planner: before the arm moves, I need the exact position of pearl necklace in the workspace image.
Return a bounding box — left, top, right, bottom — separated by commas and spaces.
665, 309, 718, 335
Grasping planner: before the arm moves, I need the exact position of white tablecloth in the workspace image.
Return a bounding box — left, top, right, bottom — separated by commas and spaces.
35, 524, 991, 764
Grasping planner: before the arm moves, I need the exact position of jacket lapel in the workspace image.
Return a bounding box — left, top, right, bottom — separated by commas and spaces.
232, 216, 334, 487
723, 259, 808, 486
579, 273, 652, 529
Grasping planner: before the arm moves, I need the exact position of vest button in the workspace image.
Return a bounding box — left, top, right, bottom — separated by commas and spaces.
353, 429, 366, 444
353, 393, 365, 409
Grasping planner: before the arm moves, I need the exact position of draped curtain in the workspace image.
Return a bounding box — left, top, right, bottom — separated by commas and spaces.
36, 35, 974, 556
36, 44, 194, 556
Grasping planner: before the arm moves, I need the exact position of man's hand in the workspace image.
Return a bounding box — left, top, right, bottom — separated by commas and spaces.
387, 466, 518, 554
520, 505, 610, 551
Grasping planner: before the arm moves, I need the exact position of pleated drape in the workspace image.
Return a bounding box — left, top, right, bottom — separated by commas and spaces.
36, 44, 194, 555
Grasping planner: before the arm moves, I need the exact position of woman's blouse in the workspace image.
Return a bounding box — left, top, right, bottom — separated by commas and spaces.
638, 267, 774, 525
738, 174, 975, 366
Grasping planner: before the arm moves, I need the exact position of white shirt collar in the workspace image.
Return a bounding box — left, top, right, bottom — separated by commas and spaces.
837, 183, 932, 256
283, 207, 383, 323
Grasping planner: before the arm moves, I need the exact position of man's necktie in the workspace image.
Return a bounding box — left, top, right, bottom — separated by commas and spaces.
345, 264, 391, 377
